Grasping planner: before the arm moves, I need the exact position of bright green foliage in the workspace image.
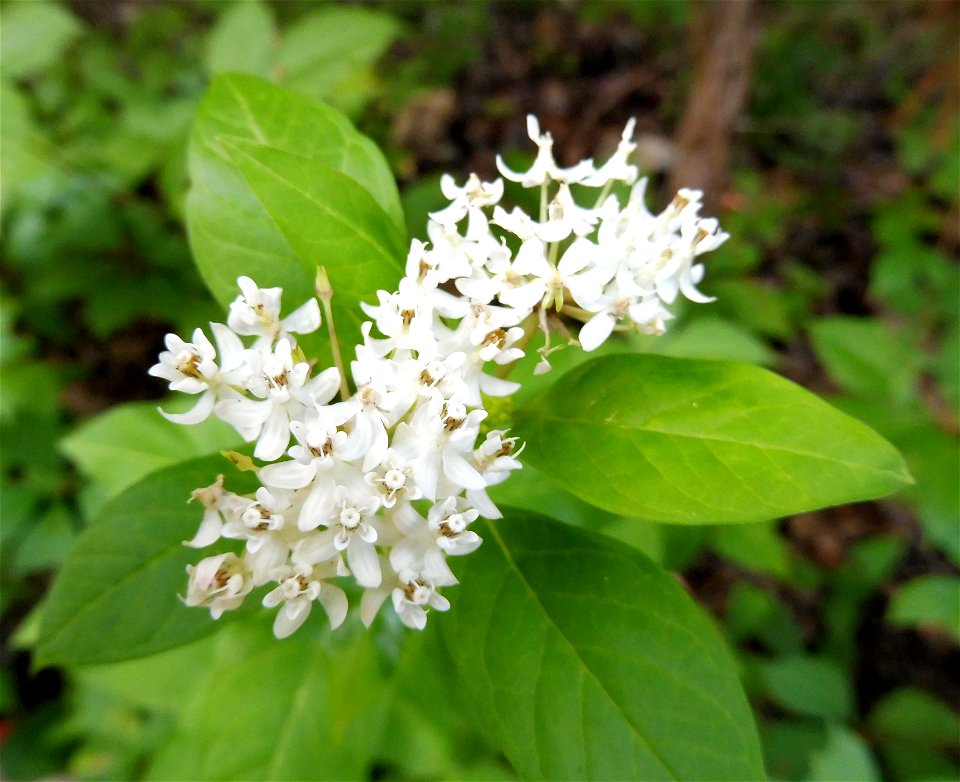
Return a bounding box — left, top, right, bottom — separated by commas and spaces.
146, 617, 387, 781
186, 74, 404, 351
809, 317, 920, 405
709, 521, 792, 579
868, 688, 960, 782
886, 575, 960, 642
724, 583, 803, 655
757, 655, 853, 721
278, 6, 401, 115
224, 139, 407, 353
61, 401, 240, 511
202, 1, 400, 117
37, 456, 259, 667
805, 725, 880, 782
443, 511, 765, 781
0, 1, 83, 78
517, 354, 911, 523
205, 1, 276, 78
868, 688, 960, 748
4, 5, 955, 782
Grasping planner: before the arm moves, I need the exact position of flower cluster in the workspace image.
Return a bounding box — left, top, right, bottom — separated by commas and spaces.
153, 115, 726, 637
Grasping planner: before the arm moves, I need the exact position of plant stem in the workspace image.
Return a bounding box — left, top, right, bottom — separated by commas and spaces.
315, 267, 351, 400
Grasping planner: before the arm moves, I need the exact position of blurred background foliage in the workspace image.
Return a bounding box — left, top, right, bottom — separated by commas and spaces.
0, 1, 957, 780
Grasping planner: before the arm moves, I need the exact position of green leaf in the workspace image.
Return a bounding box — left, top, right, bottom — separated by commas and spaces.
10, 504, 76, 576
868, 688, 959, 747
758, 655, 853, 720
36, 455, 259, 667
442, 511, 765, 781
186, 74, 404, 309
887, 575, 960, 642
76, 631, 223, 714
708, 279, 795, 339
710, 521, 792, 580
809, 316, 920, 405
223, 139, 406, 353
879, 743, 960, 782
205, 0, 275, 78
652, 316, 777, 367
0, 79, 63, 211
278, 7, 400, 114
805, 725, 880, 782
516, 354, 912, 524
487, 462, 618, 529
897, 425, 960, 566
760, 718, 826, 782
0, 1, 83, 78
147, 615, 386, 781
60, 401, 241, 508
725, 583, 802, 655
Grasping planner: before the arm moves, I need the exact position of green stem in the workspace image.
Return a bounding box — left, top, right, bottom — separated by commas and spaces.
316, 267, 351, 400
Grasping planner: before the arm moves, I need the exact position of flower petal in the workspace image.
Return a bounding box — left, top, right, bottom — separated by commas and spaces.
347, 539, 382, 588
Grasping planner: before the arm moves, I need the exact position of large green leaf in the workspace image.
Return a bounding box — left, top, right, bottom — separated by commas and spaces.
516, 354, 912, 524
36, 455, 259, 666
146, 616, 386, 781
186, 74, 403, 310
442, 511, 765, 781
224, 139, 406, 354
60, 400, 240, 509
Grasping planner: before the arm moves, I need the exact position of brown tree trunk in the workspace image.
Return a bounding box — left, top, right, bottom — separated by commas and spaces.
668, 0, 760, 210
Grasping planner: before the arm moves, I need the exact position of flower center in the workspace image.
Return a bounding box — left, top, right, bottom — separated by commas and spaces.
384, 469, 406, 491
404, 580, 431, 604
176, 350, 203, 379
442, 513, 466, 536
339, 507, 361, 529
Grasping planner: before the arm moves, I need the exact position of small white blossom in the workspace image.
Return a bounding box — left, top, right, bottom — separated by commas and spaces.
184, 552, 252, 619
228, 275, 321, 345
262, 560, 347, 638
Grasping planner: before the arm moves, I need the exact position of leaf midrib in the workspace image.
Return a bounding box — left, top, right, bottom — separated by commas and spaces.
230, 145, 402, 271
526, 410, 906, 479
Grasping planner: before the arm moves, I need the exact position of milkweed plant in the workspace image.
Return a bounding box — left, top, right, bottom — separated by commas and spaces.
39, 75, 912, 781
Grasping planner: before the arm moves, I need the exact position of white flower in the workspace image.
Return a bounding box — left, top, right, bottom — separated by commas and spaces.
579, 118, 639, 187
184, 552, 252, 619
183, 475, 252, 548
391, 567, 454, 630
149, 324, 246, 424
257, 402, 366, 525
427, 496, 481, 555
215, 341, 340, 461
466, 430, 523, 518
364, 449, 422, 508
293, 485, 382, 588
496, 115, 595, 187
392, 397, 487, 501
428, 173, 504, 226
171, 113, 728, 636
228, 275, 321, 345
262, 560, 348, 638
491, 204, 569, 244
